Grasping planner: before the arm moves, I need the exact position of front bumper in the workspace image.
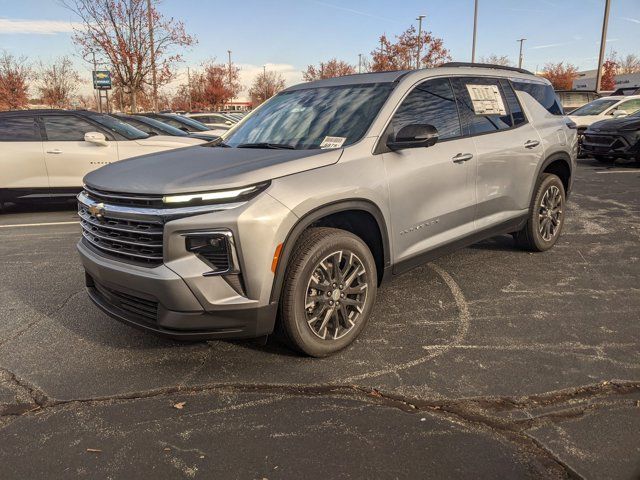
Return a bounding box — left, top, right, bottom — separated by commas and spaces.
581, 132, 640, 159
79, 240, 277, 340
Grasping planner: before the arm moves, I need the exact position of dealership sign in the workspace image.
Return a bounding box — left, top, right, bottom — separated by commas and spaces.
93, 70, 112, 90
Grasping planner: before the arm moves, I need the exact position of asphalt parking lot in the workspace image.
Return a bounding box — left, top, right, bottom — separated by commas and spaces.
0, 158, 639, 479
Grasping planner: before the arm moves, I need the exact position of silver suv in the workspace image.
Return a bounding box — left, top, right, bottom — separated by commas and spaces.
77, 63, 577, 357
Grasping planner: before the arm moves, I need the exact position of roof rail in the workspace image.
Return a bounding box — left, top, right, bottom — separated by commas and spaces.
441, 62, 534, 76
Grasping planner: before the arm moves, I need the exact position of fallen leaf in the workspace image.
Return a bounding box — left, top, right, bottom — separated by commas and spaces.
173, 402, 186, 410
369, 389, 382, 398
86, 448, 102, 453
163, 448, 171, 452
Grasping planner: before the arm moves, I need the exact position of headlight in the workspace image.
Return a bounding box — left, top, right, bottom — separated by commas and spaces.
162, 181, 269, 206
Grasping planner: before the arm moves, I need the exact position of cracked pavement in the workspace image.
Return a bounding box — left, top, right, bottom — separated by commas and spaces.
0, 158, 639, 479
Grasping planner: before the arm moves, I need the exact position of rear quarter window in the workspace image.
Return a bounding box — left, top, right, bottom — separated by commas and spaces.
513, 81, 564, 116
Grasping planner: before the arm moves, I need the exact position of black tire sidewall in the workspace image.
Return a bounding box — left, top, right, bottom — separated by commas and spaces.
282, 230, 377, 357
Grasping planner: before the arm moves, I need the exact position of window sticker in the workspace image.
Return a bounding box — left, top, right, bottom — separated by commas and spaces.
466, 84, 507, 115
320, 136, 347, 149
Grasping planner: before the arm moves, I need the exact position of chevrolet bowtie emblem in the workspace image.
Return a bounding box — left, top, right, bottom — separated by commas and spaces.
88, 202, 105, 220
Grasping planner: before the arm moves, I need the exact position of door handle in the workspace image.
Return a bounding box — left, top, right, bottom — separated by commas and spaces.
46, 149, 62, 154
524, 140, 540, 149
452, 153, 473, 163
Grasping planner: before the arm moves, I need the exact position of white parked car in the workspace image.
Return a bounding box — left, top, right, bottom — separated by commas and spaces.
0, 110, 205, 205
186, 112, 235, 132
569, 95, 640, 131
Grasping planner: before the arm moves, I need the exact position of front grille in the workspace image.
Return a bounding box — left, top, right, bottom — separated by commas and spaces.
93, 280, 158, 323
84, 185, 164, 208
584, 135, 613, 146
79, 203, 164, 266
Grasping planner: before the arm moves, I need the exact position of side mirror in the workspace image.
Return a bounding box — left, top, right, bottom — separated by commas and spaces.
386, 124, 438, 151
84, 131, 108, 146
612, 109, 628, 118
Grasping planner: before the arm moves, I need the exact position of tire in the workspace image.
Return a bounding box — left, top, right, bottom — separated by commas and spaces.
278, 227, 377, 357
594, 155, 614, 163
514, 173, 566, 252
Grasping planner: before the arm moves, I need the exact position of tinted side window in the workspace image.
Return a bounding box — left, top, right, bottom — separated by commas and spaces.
0, 117, 40, 141
452, 77, 513, 135
43, 115, 99, 141
390, 78, 461, 140
513, 81, 564, 115
500, 79, 527, 126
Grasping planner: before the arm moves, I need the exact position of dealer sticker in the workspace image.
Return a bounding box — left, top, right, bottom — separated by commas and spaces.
320, 136, 347, 149
466, 84, 507, 115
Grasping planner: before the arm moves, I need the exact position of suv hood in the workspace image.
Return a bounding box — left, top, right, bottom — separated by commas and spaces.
84, 145, 342, 195
588, 115, 640, 132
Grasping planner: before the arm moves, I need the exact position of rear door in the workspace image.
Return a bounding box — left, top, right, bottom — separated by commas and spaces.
451, 77, 544, 229
383, 77, 477, 267
41, 114, 119, 189
0, 115, 48, 193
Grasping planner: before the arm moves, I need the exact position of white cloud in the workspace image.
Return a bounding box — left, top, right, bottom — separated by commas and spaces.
618, 16, 640, 24
0, 18, 82, 35
531, 42, 571, 50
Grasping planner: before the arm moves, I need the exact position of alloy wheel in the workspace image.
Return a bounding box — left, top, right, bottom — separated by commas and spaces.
304, 250, 368, 340
538, 185, 563, 241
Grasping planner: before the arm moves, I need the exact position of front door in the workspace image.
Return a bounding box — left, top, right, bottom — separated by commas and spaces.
41, 114, 119, 189
382, 77, 477, 269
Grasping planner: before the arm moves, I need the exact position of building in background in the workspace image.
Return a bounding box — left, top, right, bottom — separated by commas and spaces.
573, 69, 640, 91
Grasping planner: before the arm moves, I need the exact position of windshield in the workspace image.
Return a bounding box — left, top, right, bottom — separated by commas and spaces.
89, 114, 149, 140
223, 83, 395, 149
571, 99, 619, 116
128, 116, 188, 136
162, 114, 209, 132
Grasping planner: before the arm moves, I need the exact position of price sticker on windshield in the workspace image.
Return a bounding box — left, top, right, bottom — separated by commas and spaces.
320, 136, 347, 149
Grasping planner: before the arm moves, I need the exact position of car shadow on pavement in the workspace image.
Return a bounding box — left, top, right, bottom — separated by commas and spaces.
469, 234, 517, 252
0, 200, 77, 215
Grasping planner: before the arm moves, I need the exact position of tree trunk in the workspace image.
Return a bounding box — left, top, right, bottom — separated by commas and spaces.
129, 90, 137, 113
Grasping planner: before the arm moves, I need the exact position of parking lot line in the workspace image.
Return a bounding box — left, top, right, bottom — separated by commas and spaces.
0, 221, 79, 229
595, 170, 640, 174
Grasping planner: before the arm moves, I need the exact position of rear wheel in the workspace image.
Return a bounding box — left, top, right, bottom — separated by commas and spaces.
278, 227, 377, 357
514, 173, 566, 252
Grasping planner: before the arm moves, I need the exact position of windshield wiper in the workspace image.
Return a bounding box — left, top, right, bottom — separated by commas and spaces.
236, 142, 295, 150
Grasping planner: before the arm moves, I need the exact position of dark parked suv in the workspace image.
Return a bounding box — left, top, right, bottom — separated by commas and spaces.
77, 64, 577, 356
582, 111, 640, 163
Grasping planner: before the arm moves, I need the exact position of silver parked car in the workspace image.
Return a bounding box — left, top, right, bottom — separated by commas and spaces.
77, 63, 577, 356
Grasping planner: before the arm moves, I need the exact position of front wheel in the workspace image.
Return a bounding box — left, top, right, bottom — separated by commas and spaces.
514, 173, 566, 252
278, 227, 377, 357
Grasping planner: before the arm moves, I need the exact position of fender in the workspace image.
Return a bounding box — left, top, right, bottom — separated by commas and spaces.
527, 152, 574, 206
269, 199, 391, 304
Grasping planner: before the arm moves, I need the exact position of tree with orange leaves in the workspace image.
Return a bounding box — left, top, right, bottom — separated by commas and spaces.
37, 57, 81, 108
371, 25, 451, 72
303, 59, 356, 82
0, 51, 30, 110
62, 0, 196, 112
540, 62, 579, 90
249, 70, 286, 106
600, 59, 617, 91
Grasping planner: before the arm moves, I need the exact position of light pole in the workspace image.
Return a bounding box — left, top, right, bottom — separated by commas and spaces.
517, 38, 526, 69
416, 14, 426, 69
358, 53, 362, 74
595, 0, 611, 92
227, 50, 233, 110
187, 66, 192, 112
263, 65, 267, 102
471, 0, 478, 63
147, 0, 158, 112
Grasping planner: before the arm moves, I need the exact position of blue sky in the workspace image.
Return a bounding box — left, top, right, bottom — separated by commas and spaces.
0, 0, 638, 97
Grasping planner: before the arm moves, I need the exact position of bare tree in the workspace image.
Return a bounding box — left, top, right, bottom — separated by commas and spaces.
480, 54, 514, 67
37, 56, 80, 108
62, 0, 196, 111
370, 25, 450, 72
616, 53, 640, 74
303, 59, 356, 81
0, 51, 30, 110
249, 70, 286, 106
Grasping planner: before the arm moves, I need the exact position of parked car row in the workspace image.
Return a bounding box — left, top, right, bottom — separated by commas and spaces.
0, 109, 213, 205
